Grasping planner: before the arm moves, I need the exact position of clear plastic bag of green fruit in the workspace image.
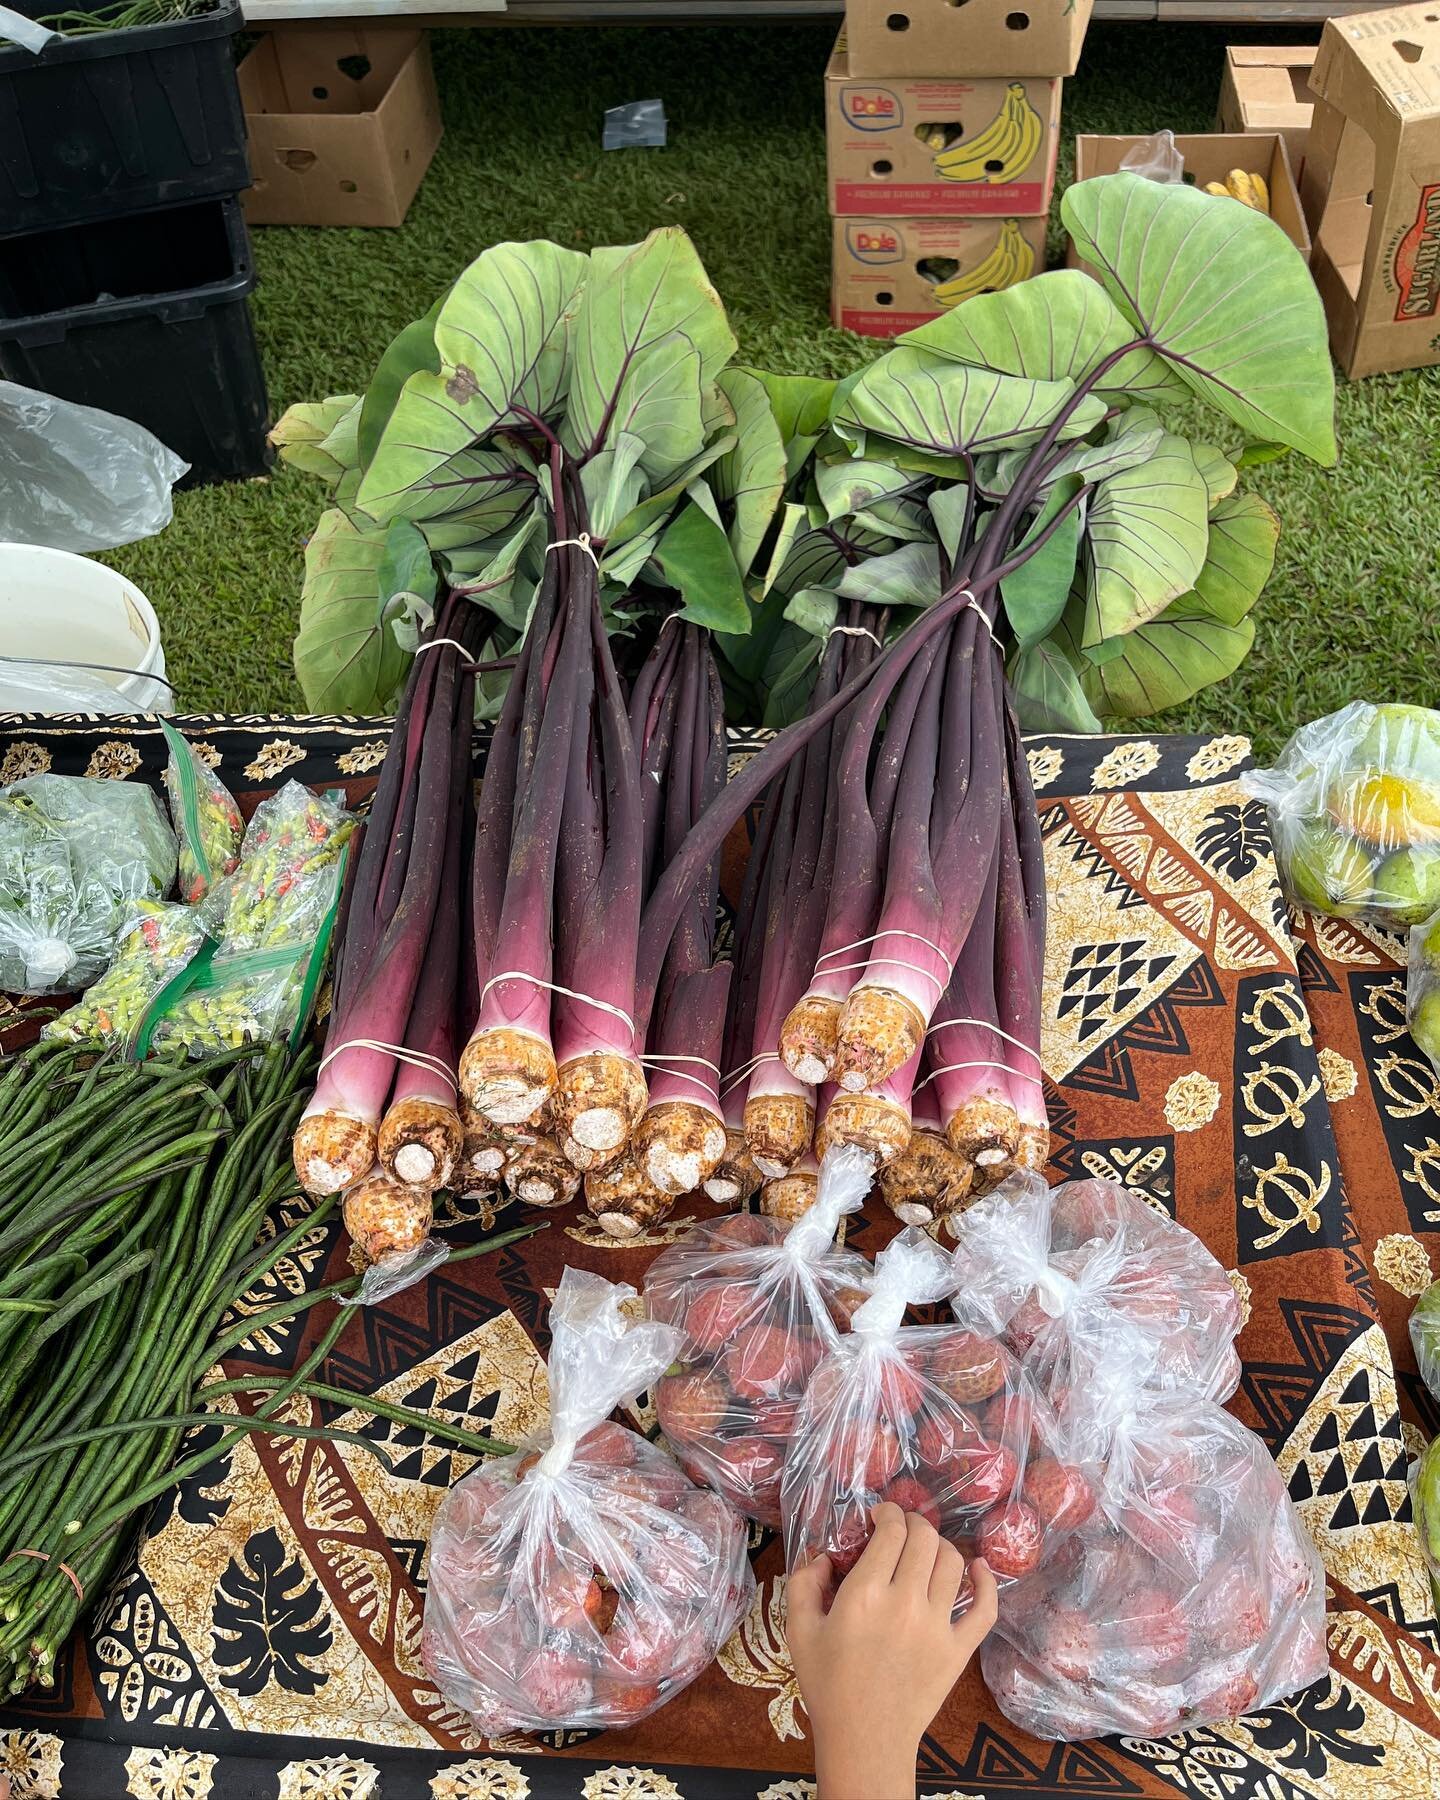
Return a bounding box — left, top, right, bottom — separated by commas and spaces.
1245, 702, 1440, 928
1408, 913, 1440, 1086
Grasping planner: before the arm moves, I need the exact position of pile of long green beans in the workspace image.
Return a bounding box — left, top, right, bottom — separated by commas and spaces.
33, 0, 215, 36
0, 1039, 536, 1696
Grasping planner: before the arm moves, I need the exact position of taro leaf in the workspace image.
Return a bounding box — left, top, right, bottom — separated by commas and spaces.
928, 483, 971, 562
834, 348, 1108, 461
1082, 434, 1210, 647
212, 1527, 334, 1697
1190, 440, 1239, 508
446, 511, 545, 631
901, 268, 1183, 405
377, 517, 437, 617
269, 396, 361, 487
1185, 491, 1279, 624
1236, 440, 1289, 469
563, 228, 737, 482
358, 241, 589, 520
293, 507, 411, 713
654, 500, 751, 632
602, 437, 735, 552
745, 368, 835, 479
837, 539, 940, 610
990, 408, 1164, 499
1069, 594, 1257, 720
357, 293, 445, 469
580, 430, 648, 540
767, 589, 841, 725
1061, 173, 1337, 465
1009, 636, 1103, 734
816, 457, 917, 524
386, 446, 537, 534
711, 368, 787, 577
1001, 475, 1085, 649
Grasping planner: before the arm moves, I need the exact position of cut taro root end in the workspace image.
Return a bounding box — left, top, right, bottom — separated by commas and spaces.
881, 1127, 973, 1229
559, 1131, 626, 1175
459, 1028, 558, 1124
343, 1170, 433, 1263
780, 994, 842, 1086
504, 1135, 581, 1208
832, 987, 927, 1094
584, 1153, 674, 1236
760, 1170, 819, 1224
946, 1098, 1021, 1167
379, 1097, 462, 1192
818, 1090, 912, 1165
703, 1127, 763, 1206
637, 1100, 728, 1197
743, 1092, 815, 1178
1012, 1123, 1050, 1173
554, 1052, 649, 1152
293, 1111, 378, 1198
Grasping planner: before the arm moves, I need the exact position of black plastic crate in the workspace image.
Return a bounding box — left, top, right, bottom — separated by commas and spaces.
0, 195, 271, 487
0, 0, 249, 236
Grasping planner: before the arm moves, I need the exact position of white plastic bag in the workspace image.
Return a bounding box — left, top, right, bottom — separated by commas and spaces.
422, 1269, 754, 1734
0, 382, 187, 553
1119, 129, 1184, 184
949, 1173, 1243, 1404
646, 1142, 873, 1526
983, 1370, 1327, 1740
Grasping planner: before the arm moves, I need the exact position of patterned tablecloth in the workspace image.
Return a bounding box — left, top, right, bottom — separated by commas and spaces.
1, 714, 1439, 1800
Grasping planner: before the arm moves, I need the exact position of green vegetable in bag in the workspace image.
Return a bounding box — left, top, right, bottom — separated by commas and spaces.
1411, 1435, 1440, 1616
1411, 1280, 1440, 1402
0, 774, 176, 994
42, 899, 205, 1048
160, 720, 243, 903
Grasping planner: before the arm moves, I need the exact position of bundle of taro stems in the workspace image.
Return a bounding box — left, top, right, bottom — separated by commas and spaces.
0, 1039, 537, 1695
292, 406, 1062, 1246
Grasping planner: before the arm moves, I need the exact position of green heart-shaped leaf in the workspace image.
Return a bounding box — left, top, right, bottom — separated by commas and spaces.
270, 396, 361, 487
1083, 434, 1210, 646
1061, 173, 1337, 465
357, 294, 445, 470
293, 508, 411, 712
1001, 475, 1085, 649
901, 268, 1184, 405
654, 500, 751, 632
1009, 636, 1103, 733
1186, 491, 1280, 625
711, 368, 787, 577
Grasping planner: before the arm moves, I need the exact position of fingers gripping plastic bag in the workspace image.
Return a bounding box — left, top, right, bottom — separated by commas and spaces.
1244, 701, 1440, 927
982, 1370, 1327, 1741
0, 775, 176, 994
422, 1269, 755, 1735
780, 1203, 1091, 1586
645, 1142, 874, 1527
948, 1174, 1243, 1403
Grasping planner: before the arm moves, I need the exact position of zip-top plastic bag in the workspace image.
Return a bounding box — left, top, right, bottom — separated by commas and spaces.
982, 1364, 1327, 1741
422, 1268, 754, 1735
948, 1174, 1243, 1404
1244, 701, 1440, 927
160, 720, 243, 904
142, 783, 353, 1058
646, 1143, 874, 1527
781, 1206, 1091, 1586
42, 899, 204, 1048
0, 774, 176, 994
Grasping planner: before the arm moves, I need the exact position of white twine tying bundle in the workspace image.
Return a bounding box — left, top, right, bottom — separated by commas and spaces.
827, 623, 884, 648
480, 970, 636, 1039
913, 1056, 1033, 1094
545, 532, 601, 568
639, 1052, 723, 1102
319, 1038, 459, 1093
807, 927, 953, 998
411, 638, 473, 659
927, 1016, 1043, 1064
719, 1050, 781, 1097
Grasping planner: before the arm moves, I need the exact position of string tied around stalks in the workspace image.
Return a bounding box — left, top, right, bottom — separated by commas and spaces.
638, 1052, 722, 1101
545, 532, 601, 569
317, 1039, 459, 1094
480, 971, 636, 1042
809, 927, 953, 999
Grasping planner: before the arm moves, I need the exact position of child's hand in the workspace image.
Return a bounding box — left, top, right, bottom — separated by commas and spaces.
787, 1502, 999, 1800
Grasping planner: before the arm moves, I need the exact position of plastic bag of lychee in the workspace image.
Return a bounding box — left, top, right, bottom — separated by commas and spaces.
781, 1214, 1095, 1589
949, 1174, 1244, 1404
647, 1142, 874, 1527
421, 1268, 755, 1735
982, 1373, 1328, 1740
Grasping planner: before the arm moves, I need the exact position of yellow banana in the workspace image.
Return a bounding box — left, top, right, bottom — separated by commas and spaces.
933, 83, 1041, 185
1226, 168, 1259, 209
1203, 181, 1230, 198
1250, 172, 1270, 213
931, 220, 1035, 306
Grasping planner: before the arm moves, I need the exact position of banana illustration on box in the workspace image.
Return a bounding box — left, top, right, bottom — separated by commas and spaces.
933, 84, 1044, 185
929, 221, 1036, 307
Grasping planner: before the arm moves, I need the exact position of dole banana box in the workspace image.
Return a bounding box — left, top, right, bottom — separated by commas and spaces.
845, 0, 1094, 80
825, 36, 1060, 218
832, 215, 1048, 336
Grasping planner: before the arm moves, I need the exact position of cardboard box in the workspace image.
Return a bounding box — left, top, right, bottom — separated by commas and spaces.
239, 29, 442, 228
845, 0, 1093, 79
825, 37, 1060, 218
1217, 46, 1318, 173
831, 214, 1048, 336
1301, 8, 1440, 377
1069, 134, 1311, 265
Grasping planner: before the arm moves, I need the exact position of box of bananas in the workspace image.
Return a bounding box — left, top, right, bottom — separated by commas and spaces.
830, 213, 1047, 336
825, 36, 1060, 218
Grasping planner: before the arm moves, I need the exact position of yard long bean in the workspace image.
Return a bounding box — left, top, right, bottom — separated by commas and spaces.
0, 1042, 542, 1694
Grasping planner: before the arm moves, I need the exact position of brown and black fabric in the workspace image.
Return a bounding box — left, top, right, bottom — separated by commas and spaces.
1, 714, 1438, 1800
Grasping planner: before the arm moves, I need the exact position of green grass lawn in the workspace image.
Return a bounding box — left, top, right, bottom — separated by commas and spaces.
106, 20, 1440, 758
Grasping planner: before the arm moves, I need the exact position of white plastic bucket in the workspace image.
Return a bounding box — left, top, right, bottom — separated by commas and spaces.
0, 543, 169, 713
